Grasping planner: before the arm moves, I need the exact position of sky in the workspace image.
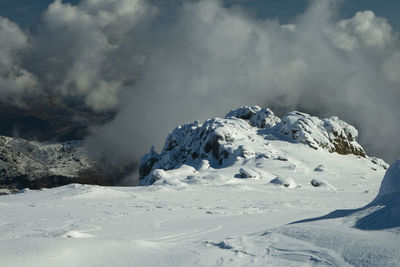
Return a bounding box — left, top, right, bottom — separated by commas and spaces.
2, 0, 400, 30
0, 0, 399, 176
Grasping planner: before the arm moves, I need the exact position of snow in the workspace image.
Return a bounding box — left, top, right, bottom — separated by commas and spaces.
270, 176, 297, 188
0, 106, 398, 266
377, 158, 400, 197
140, 106, 367, 185
279, 111, 365, 156
238, 167, 261, 178
225, 105, 281, 128
0, 141, 394, 266
314, 164, 327, 172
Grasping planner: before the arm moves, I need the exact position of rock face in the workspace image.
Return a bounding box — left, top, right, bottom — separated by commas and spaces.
139, 118, 253, 185
139, 106, 367, 185
0, 136, 131, 190
280, 111, 365, 157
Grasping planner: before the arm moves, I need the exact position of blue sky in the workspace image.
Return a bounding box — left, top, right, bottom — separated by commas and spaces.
1, 0, 400, 30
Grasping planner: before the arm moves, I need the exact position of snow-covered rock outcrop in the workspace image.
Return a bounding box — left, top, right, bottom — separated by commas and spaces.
140, 106, 368, 185
280, 111, 365, 156
225, 106, 280, 128
0, 136, 130, 190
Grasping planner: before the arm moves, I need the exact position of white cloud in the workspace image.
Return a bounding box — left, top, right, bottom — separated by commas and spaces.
32, 0, 157, 111
334, 10, 394, 50
89, 0, 400, 165
0, 17, 38, 103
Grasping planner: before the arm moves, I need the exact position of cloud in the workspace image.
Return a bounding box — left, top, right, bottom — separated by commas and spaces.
29, 0, 157, 111
88, 0, 400, 168
0, 0, 400, 183
0, 17, 38, 104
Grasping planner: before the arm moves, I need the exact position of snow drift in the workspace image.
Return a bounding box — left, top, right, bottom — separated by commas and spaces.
344, 158, 400, 230
376, 158, 400, 198
292, 158, 400, 230
355, 158, 400, 230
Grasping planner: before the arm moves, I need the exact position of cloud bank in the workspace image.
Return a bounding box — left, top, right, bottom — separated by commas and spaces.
1, 0, 400, 182
29, 0, 157, 111
0, 17, 38, 104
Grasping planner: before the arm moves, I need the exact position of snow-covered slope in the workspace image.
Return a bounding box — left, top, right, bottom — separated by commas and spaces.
0, 106, 397, 266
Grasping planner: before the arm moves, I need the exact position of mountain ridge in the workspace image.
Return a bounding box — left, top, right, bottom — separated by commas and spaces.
140, 106, 376, 185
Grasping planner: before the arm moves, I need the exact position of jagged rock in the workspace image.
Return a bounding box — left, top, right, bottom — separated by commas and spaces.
279, 111, 366, 157
225, 106, 280, 128
139, 106, 368, 185
139, 117, 252, 181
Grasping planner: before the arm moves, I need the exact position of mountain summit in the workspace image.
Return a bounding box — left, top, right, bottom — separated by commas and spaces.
139, 106, 372, 185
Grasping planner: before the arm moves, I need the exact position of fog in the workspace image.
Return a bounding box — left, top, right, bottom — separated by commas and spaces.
0, 0, 399, 182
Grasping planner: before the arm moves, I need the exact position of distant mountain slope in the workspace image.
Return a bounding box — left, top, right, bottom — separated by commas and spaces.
0, 94, 114, 142
0, 135, 134, 191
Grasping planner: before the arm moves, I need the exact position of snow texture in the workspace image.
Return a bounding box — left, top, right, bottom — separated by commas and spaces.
0, 106, 397, 267
0, 143, 395, 266
377, 158, 400, 197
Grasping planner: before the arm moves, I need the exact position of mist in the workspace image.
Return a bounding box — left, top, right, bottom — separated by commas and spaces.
0, 17, 38, 104
0, 0, 400, 183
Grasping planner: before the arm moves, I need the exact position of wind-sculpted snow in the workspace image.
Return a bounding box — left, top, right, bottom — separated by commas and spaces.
0, 144, 393, 266
355, 158, 400, 230
0, 107, 395, 266
200, 159, 400, 266
140, 106, 367, 185
289, 158, 400, 231
377, 158, 400, 197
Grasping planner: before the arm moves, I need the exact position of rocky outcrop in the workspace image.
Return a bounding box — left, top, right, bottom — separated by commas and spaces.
225, 106, 280, 128
0, 136, 133, 191
280, 111, 366, 157
139, 106, 368, 185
